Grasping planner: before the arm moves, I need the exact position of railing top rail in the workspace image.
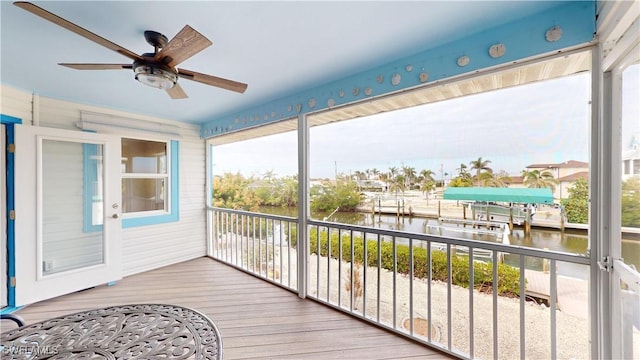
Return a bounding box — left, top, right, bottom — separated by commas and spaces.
307, 219, 590, 265
208, 206, 298, 222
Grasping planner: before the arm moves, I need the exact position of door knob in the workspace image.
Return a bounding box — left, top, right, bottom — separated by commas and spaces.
112, 213, 120, 219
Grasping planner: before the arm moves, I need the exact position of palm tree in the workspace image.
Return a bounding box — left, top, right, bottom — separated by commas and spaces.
456, 163, 470, 178
419, 169, 435, 182
262, 169, 276, 181
371, 168, 380, 180
402, 166, 417, 189
469, 157, 493, 186
389, 174, 406, 200
522, 169, 558, 191
479, 170, 511, 187
353, 170, 367, 180
388, 166, 398, 182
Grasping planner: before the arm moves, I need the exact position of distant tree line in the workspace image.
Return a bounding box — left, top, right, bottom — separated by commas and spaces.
212, 162, 640, 228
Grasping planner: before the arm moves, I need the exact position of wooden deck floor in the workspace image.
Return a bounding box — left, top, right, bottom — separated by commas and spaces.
12, 257, 452, 359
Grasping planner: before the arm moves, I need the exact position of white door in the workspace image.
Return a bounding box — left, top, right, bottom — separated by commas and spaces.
14, 126, 122, 306
610, 44, 640, 359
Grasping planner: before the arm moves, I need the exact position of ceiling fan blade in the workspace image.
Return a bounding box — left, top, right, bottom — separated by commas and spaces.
60, 63, 133, 70
155, 25, 212, 68
14, 2, 141, 61
178, 68, 247, 93
166, 83, 188, 99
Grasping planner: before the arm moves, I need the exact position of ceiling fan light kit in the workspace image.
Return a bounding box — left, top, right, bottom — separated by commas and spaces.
133, 59, 178, 90
13, 1, 247, 99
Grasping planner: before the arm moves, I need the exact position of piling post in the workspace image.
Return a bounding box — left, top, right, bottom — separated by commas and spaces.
471, 205, 476, 228
509, 206, 514, 231
462, 205, 466, 220
485, 205, 490, 228
524, 207, 531, 235
560, 206, 565, 232
438, 201, 441, 219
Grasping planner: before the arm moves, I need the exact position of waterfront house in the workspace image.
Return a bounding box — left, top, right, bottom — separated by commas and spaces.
1, 1, 638, 359
525, 160, 589, 199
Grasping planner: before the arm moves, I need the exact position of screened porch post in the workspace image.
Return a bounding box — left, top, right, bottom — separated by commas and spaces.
297, 114, 309, 299
591, 43, 610, 359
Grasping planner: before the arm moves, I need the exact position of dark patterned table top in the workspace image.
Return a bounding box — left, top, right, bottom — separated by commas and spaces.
1, 304, 222, 359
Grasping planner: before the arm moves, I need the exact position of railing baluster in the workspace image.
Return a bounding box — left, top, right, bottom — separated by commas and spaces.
550, 259, 557, 360
350, 230, 354, 312
519, 255, 526, 359
393, 235, 397, 329
316, 225, 320, 299
327, 226, 331, 303
280, 219, 284, 285
338, 228, 343, 307
235, 214, 239, 266
252, 216, 256, 273
244, 215, 248, 269
409, 238, 414, 335
469, 247, 475, 358
447, 243, 452, 350
288, 221, 292, 288
213, 211, 218, 258
493, 249, 498, 360
428, 240, 432, 342
271, 218, 276, 281
259, 218, 263, 277
363, 231, 368, 318
377, 233, 381, 323
218, 211, 222, 258
240, 215, 245, 268
225, 212, 230, 262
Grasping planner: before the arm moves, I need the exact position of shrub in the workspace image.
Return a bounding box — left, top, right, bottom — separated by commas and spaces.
304, 228, 521, 297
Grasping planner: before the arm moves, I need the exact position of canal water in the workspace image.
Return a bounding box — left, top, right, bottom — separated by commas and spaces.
258, 207, 639, 280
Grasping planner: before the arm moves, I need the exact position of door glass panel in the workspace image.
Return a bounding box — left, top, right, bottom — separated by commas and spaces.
42, 139, 104, 275
620, 62, 639, 270
620, 60, 640, 358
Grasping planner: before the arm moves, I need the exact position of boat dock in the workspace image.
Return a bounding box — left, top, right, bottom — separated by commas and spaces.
525, 269, 588, 318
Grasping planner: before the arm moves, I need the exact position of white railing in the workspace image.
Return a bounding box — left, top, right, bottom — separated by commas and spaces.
208, 207, 298, 292
208, 207, 592, 360
615, 259, 640, 359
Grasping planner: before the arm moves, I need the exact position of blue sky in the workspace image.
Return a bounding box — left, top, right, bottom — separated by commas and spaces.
211, 65, 638, 180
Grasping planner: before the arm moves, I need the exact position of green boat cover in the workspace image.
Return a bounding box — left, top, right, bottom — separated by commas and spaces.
443, 187, 554, 204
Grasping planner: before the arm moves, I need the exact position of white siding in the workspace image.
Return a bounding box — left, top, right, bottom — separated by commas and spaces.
1, 86, 33, 123
1, 84, 207, 278
122, 131, 207, 276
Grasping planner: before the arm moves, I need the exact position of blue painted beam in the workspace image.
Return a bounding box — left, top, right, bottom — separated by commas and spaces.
1, 114, 22, 308
201, 1, 595, 138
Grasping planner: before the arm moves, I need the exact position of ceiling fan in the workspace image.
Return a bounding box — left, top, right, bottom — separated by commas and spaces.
13, 1, 247, 99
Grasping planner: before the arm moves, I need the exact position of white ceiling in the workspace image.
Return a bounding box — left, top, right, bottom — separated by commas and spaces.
1, 1, 569, 125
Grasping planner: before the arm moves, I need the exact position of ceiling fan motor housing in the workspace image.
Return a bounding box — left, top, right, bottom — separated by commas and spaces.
144, 30, 169, 49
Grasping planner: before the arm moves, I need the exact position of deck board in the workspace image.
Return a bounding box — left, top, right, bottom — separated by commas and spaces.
12, 257, 452, 360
